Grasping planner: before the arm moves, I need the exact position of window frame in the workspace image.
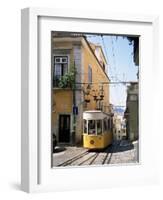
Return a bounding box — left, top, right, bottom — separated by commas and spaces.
88, 64, 92, 84
53, 55, 69, 87
54, 55, 68, 76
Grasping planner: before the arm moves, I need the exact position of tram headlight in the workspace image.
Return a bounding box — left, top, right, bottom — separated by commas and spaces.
90, 140, 95, 145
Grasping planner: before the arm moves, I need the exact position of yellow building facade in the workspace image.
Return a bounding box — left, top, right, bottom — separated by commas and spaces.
52, 35, 110, 145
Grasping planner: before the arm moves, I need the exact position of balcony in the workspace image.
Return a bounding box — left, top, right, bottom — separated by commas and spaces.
53, 75, 74, 89
53, 75, 61, 88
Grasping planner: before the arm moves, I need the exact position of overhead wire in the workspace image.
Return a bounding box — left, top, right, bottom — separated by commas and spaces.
86, 34, 132, 107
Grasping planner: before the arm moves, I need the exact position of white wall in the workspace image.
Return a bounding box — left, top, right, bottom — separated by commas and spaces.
0, 0, 162, 199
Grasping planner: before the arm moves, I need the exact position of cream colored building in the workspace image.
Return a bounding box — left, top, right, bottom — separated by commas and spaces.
113, 114, 126, 140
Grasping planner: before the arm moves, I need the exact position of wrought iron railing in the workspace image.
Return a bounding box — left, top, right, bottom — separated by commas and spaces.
53, 75, 61, 87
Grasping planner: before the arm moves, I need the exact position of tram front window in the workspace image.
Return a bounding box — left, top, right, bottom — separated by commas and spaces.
97, 120, 102, 135
83, 119, 87, 133
88, 120, 96, 134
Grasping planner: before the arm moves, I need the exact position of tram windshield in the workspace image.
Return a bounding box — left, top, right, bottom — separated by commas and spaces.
86, 119, 102, 135
96, 120, 102, 134
88, 120, 96, 134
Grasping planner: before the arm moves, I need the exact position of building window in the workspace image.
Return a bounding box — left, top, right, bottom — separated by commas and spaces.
102, 63, 105, 70
129, 94, 137, 101
53, 56, 68, 87
88, 65, 92, 83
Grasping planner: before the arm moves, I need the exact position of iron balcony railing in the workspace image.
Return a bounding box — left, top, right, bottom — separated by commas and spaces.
53, 75, 62, 87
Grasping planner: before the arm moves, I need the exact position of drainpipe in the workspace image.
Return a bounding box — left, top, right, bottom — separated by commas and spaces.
72, 61, 76, 145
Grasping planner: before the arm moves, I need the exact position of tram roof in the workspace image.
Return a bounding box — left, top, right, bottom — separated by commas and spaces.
83, 110, 109, 120
84, 110, 102, 113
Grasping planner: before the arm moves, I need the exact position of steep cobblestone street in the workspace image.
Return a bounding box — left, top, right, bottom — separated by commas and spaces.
53, 140, 138, 167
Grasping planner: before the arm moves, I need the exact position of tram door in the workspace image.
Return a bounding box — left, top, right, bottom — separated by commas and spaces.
59, 115, 70, 143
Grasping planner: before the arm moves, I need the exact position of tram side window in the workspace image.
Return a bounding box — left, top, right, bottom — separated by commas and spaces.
83, 119, 87, 133
103, 118, 107, 132
88, 120, 96, 134
97, 120, 102, 135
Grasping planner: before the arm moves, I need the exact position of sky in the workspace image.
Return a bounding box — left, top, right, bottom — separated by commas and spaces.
86, 34, 138, 108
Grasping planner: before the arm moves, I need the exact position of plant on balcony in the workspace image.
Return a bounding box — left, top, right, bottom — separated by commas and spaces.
58, 64, 76, 89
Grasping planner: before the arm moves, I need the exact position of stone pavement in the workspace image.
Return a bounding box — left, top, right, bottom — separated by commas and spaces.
52, 140, 139, 167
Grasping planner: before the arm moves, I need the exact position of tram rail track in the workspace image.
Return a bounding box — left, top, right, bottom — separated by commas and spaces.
57, 150, 89, 166
101, 141, 121, 165
56, 141, 121, 167
106, 141, 121, 164
78, 152, 99, 166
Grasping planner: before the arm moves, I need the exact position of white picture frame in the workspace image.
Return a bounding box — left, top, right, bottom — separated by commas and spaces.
21, 7, 159, 193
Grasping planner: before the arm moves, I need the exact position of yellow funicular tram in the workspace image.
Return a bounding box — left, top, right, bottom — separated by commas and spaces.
83, 110, 113, 149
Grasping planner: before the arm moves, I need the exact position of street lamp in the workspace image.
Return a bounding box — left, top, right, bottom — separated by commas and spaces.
92, 84, 104, 102
92, 84, 105, 110
99, 84, 104, 100
92, 89, 98, 102
84, 84, 91, 103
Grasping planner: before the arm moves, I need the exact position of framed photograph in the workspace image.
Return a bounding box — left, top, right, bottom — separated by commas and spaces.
21, 8, 159, 193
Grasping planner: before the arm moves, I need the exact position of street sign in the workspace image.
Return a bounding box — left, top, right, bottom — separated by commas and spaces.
73, 106, 78, 115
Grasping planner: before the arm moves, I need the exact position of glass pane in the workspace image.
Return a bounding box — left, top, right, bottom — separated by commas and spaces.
88, 65, 92, 83
103, 118, 107, 132
63, 64, 68, 75
62, 57, 67, 63
55, 58, 61, 63
55, 64, 61, 76
97, 120, 102, 134
88, 120, 96, 134
83, 119, 87, 133
108, 118, 111, 130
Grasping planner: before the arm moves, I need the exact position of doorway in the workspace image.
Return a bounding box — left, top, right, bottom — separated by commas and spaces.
59, 115, 70, 143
